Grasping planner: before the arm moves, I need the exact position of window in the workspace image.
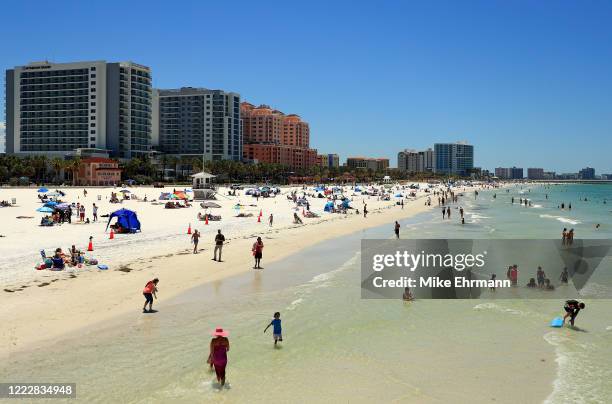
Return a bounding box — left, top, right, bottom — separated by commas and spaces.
91, 102, 96, 106
90, 137, 96, 141
90, 130, 96, 134
90, 67, 96, 71
91, 109, 96, 113
90, 123, 96, 127
90, 95, 96, 99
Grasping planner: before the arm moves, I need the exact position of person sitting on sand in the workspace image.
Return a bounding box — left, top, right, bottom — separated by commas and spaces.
51, 248, 65, 270
526, 278, 537, 288
142, 278, 159, 313
563, 300, 585, 326
544, 279, 555, 290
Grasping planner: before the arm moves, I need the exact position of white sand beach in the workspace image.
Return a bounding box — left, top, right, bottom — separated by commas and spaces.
0, 183, 448, 356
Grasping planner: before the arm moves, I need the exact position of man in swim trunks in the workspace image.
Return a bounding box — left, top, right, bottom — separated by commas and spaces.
142, 278, 159, 313
563, 299, 585, 326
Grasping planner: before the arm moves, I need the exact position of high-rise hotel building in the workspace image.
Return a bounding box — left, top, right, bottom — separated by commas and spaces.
5, 60, 152, 158
241, 103, 317, 169
153, 87, 241, 161
433, 142, 474, 176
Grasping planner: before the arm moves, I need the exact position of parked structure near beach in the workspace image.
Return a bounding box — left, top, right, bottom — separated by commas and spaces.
5, 60, 152, 159
153, 87, 241, 162
76, 157, 122, 186
241, 102, 318, 169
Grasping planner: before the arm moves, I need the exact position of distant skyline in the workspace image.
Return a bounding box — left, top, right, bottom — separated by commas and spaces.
1, 0, 612, 173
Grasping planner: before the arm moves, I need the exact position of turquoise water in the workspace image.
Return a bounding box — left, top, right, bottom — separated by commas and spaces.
2, 184, 611, 403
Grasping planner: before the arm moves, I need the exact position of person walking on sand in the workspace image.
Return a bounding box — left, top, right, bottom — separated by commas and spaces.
264, 312, 283, 346
79, 205, 85, 222
252, 237, 264, 269
442, 207, 446, 219
209, 328, 230, 387
142, 278, 159, 313
191, 229, 200, 254
363, 204, 368, 218
92, 203, 98, 222
394, 221, 400, 239
269, 213, 274, 227
213, 229, 225, 261
446, 206, 451, 219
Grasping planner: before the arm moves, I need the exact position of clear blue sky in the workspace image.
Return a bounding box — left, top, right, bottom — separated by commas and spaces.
1, 0, 612, 173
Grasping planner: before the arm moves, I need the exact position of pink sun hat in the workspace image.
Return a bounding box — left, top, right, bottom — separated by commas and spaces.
211, 327, 229, 337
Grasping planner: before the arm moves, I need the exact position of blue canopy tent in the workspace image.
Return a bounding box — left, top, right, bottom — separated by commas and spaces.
106, 209, 141, 233
341, 199, 351, 209
324, 201, 334, 212
43, 201, 58, 207
37, 187, 49, 193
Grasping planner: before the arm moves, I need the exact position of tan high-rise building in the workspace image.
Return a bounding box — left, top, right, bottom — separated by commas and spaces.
282, 114, 309, 148
241, 102, 317, 169
241, 103, 283, 144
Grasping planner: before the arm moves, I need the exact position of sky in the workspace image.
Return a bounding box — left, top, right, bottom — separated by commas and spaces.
1, 0, 612, 173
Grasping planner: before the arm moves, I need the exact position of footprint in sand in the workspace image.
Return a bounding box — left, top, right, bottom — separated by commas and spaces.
37, 282, 50, 287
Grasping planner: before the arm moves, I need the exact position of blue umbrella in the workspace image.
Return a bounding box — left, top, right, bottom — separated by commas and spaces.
37, 187, 49, 193
44, 201, 58, 207
36, 206, 54, 213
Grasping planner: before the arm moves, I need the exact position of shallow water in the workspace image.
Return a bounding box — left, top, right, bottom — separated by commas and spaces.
2, 184, 612, 403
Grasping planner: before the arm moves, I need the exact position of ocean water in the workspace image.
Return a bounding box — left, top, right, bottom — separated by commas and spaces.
2, 184, 612, 403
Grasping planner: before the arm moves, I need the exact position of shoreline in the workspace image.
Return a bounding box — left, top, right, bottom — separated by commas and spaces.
1, 189, 436, 358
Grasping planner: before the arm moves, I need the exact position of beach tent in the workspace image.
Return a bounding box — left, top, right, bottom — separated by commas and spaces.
159, 192, 172, 200
324, 201, 334, 212
37, 187, 49, 193
36, 206, 54, 213
341, 199, 351, 209
106, 209, 141, 233
43, 201, 58, 207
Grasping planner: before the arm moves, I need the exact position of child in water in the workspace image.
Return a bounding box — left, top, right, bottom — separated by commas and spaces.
264, 312, 283, 345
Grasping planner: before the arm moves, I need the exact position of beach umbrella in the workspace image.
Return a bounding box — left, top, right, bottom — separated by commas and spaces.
37, 187, 49, 193
46, 192, 60, 197
36, 206, 54, 213
44, 201, 58, 207
120, 189, 131, 193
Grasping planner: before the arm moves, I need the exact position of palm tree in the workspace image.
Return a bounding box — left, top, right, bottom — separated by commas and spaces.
69, 157, 82, 186
51, 157, 64, 184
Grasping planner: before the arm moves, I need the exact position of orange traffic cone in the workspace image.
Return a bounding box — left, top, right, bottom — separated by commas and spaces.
205, 215, 209, 225
87, 236, 94, 251
109, 229, 114, 239
187, 223, 192, 234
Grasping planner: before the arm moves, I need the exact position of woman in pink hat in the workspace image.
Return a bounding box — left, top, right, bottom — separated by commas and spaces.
209, 327, 230, 387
